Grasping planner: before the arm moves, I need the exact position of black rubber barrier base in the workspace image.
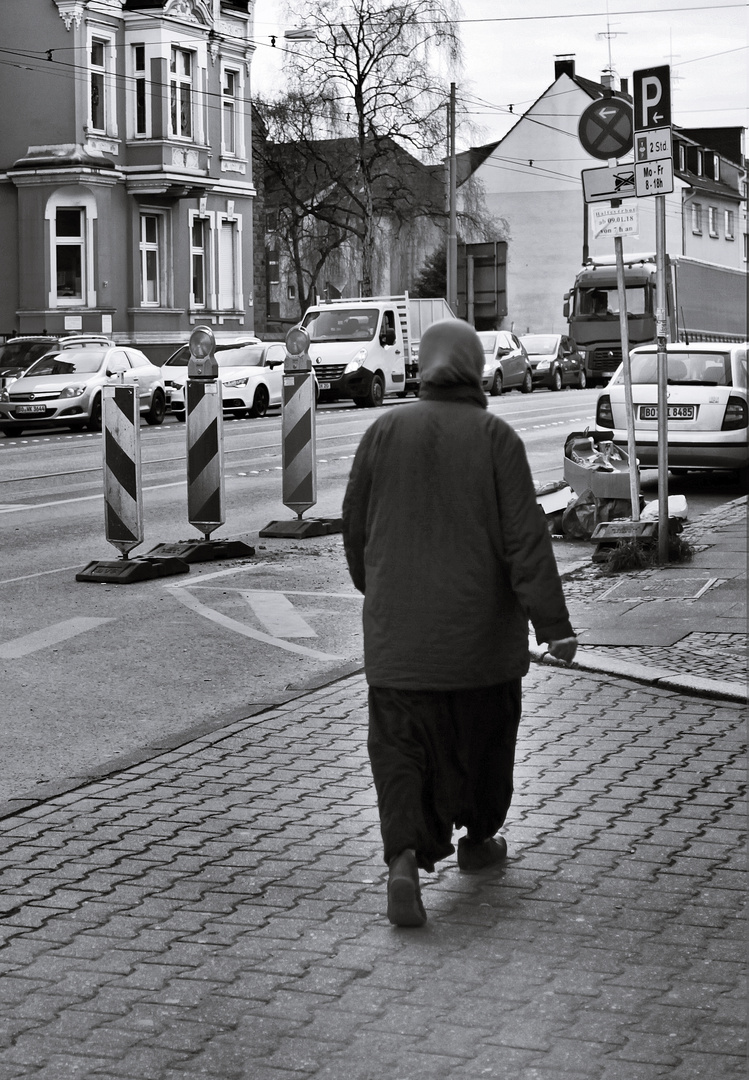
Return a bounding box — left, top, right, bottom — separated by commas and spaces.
259, 517, 343, 539
590, 520, 659, 563
144, 540, 256, 563
76, 556, 190, 583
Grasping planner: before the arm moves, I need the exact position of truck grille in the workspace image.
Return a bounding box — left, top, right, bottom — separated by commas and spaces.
590, 346, 622, 371
313, 363, 347, 381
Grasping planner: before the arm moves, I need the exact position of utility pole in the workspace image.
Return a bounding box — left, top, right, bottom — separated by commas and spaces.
446, 82, 458, 312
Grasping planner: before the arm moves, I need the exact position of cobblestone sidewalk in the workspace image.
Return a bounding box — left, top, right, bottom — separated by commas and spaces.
0, 664, 745, 1080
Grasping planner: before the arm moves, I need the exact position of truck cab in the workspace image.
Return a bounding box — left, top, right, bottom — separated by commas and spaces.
564, 255, 658, 386
300, 297, 412, 407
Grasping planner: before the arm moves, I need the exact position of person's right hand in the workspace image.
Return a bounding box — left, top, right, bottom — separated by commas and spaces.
548, 636, 578, 664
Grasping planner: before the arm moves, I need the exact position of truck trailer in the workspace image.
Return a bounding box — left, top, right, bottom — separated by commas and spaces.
564, 254, 748, 386
299, 294, 456, 406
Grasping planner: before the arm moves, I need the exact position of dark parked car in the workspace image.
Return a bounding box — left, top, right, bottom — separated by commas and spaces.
520, 333, 587, 390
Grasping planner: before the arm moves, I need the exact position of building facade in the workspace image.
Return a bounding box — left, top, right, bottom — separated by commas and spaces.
458, 57, 747, 336
0, 0, 260, 362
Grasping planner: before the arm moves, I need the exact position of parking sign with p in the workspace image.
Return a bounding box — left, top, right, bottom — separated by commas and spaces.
633, 65, 671, 130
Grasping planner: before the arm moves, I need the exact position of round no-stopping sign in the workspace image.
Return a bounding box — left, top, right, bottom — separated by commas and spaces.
578, 97, 633, 160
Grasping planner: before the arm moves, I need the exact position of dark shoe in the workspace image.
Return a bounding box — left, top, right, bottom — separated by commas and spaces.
457, 835, 507, 872
387, 849, 427, 927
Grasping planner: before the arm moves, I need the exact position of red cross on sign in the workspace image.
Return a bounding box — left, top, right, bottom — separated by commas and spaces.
578, 97, 633, 161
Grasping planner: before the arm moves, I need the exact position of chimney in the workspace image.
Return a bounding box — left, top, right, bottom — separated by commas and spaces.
554, 55, 576, 80
601, 72, 615, 90
620, 77, 629, 95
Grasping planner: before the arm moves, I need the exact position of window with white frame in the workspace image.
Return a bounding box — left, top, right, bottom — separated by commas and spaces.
222, 68, 238, 155
134, 44, 148, 136
89, 34, 115, 135
724, 210, 735, 240
139, 212, 166, 305
55, 207, 86, 302
170, 47, 194, 139
190, 214, 209, 307
691, 203, 702, 234
218, 217, 240, 309
708, 207, 719, 237
744, 232, 748, 263
695, 150, 704, 177
712, 154, 720, 182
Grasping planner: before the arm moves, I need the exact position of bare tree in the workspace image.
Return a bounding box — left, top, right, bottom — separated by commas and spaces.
268, 0, 462, 296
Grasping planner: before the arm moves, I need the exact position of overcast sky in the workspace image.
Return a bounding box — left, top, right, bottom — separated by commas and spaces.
250, 0, 748, 151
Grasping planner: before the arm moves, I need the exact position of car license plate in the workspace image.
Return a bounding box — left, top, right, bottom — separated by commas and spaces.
640, 405, 695, 420
318, 382, 331, 390
16, 404, 46, 415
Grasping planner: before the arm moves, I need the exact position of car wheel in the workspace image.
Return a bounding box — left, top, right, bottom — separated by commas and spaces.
1, 422, 24, 436
248, 385, 270, 418
175, 412, 186, 422
356, 374, 385, 408
145, 389, 166, 426
521, 370, 533, 394
490, 370, 503, 396
736, 465, 749, 492
88, 395, 103, 431
577, 370, 587, 390
550, 368, 563, 392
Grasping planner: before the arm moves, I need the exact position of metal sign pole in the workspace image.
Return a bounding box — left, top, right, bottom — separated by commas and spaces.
655, 195, 669, 563
614, 233, 639, 521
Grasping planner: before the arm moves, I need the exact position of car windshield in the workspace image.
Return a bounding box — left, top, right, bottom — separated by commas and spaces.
521, 335, 558, 355
477, 333, 497, 353
217, 346, 266, 368
0, 341, 55, 368
164, 342, 261, 367
24, 351, 105, 377
615, 351, 734, 386
301, 308, 378, 342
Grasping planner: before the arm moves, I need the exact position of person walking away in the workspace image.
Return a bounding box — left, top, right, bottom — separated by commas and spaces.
342, 319, 577, 927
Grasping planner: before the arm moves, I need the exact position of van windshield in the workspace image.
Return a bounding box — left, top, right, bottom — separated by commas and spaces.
301, 308, 378, 342
615, 351, 733, 386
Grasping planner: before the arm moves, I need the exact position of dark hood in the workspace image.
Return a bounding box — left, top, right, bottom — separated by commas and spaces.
418, 319, 486, 408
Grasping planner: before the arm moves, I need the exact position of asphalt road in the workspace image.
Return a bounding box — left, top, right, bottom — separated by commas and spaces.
0, 387, 742, 810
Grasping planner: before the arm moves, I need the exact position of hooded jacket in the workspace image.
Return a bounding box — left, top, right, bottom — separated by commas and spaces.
342, 319, 574, 690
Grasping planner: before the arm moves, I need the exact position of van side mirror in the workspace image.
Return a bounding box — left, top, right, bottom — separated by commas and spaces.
381, 327, 396, 346
563, 301, 570, 319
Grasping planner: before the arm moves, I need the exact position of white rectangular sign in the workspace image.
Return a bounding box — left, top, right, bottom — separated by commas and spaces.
635, 158, 674, 197
582, 164, 636, 204
635, 127, 672, 163
591, 206, 640, 238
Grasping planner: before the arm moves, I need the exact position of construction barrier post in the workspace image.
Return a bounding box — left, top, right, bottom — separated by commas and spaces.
260, 327, 342, 539
76, 379, 189, 582
147, 324, 253, 563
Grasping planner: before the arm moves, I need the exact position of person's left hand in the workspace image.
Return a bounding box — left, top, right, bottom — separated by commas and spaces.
547, 636, 578, 664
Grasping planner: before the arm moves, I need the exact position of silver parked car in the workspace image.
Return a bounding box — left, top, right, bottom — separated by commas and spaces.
478, 330, 534, 395
0, 346, 166, 435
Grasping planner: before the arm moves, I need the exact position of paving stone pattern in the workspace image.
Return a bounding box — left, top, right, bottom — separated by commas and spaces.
0, 666, 745, 1080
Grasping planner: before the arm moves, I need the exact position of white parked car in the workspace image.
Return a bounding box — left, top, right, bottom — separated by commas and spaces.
595, 341, 748, 486
165, 340, 285, 420
0, 346, 166, 435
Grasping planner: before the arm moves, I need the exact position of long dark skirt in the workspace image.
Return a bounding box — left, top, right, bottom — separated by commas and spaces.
367, 681, 522, 871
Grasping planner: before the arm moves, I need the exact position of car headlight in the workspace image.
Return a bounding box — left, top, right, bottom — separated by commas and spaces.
483, 364, 491, 375
344, 348, 368, 374
223, 377, 249, 388
60, 385, 86, 398
536, 360, 551, 370
0, 388, 9, 401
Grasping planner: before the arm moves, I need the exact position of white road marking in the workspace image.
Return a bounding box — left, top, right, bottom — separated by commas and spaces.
242, 590, 317, 638
0, 480, 185, 514
0, 565, 85, 586
0, 617, 113, 659
169, 587, 345, 661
